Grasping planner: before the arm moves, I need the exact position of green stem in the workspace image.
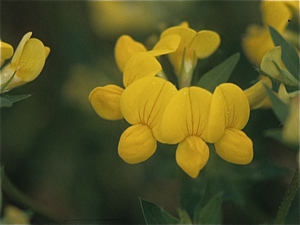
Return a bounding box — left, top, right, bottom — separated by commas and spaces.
1, 169, 62, 223
274, 168, 299, 224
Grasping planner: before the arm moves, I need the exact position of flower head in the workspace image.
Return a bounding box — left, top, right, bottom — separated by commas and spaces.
0, 32, 50, 93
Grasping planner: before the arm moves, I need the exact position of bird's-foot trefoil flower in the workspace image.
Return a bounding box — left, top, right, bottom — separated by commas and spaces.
159, 21, 221, 88
89, 52, 163, 120
159, 83, 253, 178
114, 34, 181, 72
118, 76, 177, 164
89, 34, 180, 120
244, 76, 273, 109
0, 32, 50, 93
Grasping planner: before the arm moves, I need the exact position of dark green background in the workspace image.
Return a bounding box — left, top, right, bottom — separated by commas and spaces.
1, 1, 298, 224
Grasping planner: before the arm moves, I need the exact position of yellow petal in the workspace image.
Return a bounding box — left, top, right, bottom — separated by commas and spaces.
242, 25, 274, 65
0, 41, 14, 67
160, 26, 197, 74
192, 30, 221, 59
120, 77, 177, 141
159, 86, 212, 144
16, 38, 46, 82
213, 83, 250, 130
114, 35, 147, 72
118, 124, 157, 164
89, 84, 124, 120
214, 128, 253, 164
261, 1, 291, 33
149, 34, 181, 56
244, 76, 273, 109
11, 32, 32, 66
123, 52, 162, 87
176, 136, 209, 178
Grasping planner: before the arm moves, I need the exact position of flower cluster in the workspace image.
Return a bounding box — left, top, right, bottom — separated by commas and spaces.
0, 32, 50, 93
243, 1, 299, 148
243, 1, 299, 110
89, 22, 253, 178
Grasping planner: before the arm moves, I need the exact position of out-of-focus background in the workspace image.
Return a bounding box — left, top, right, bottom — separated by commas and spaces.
1, 1, 298, 224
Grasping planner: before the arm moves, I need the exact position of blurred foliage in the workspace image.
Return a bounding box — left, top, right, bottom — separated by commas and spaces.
0, 1, 298, 224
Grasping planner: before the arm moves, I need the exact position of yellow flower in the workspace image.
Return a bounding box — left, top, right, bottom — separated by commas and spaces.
0, 41, 14, 67
1, 205, 30, 224
0, 32, 50, 93
89, 52, 162, 120
118, 76, 177, 164
242, 1, 298, 65
159, 83, 252, 178
211, 84, 253, 165
114, 34, 181, 72
90, 33, 180, 121
159, 22, 220, 87
159, 86, 214, 178
244, 76, 273, 109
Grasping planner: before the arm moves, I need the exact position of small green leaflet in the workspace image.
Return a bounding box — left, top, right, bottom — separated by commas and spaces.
139, 198, 179, 224
0, 93, 31, 108
263, 84, 289, 124
193, 192, 223, 225
269, 25, 299, 80
197, 53, 240, 92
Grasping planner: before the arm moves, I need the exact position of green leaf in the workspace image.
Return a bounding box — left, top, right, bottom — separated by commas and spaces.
177, 208, 192, 224
269, 25, 299, 80
197, 53, 240, 92
139, 198, 179, 224
194, 192, 223, 225
0, 93, 31, 108
263, 84, 289, 123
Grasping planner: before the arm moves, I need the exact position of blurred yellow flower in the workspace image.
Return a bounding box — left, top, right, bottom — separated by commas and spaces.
118, 77, 177, 164
242, 1, 299, 65
159, 22, 220, 87
0, 41, 14, 67
1, 205, 30, 224
88, 1, 160, 39
159, 83, 252, 178
0, 32, 50, 93
244, 76, 273, 109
